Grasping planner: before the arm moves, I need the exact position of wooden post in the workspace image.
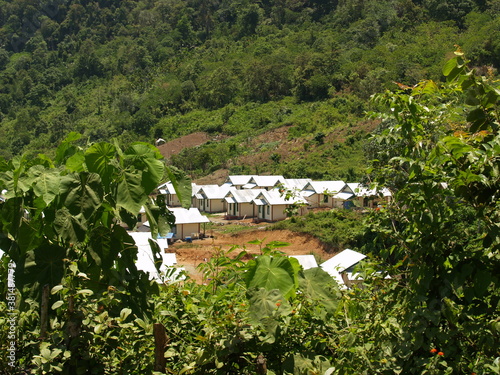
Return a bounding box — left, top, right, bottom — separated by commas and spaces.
40, 284, 50, 339
256, 353, 267, 374
154, 323, 167, 372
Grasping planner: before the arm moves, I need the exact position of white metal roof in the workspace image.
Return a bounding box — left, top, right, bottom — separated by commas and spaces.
280, 178, 312, 191
253, 189, 307, 206
197, 184, 232, 199
320, 249, 367, 286
250, 175, 286, 188
225, 188, 266, 203
290, 255, 318, 270
169, 207, 211, 224
225, 175, 257, 186
333, 192, 354, 200
302, 181, 347, 195
128, 232, 176, 282
158, 182, 199, 197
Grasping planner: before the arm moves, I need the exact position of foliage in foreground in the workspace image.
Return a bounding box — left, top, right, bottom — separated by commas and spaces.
0, 52, 499, 374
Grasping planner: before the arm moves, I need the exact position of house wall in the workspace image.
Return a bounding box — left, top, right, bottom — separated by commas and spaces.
272, 205, 288, 221
167, 194, 182, 207
175, 223, 201, 239
200, 199, 226, 213
305, 193, 333, 208
227, 202, 256, 218
239, 203, 255, 218
257, 204, 288, 221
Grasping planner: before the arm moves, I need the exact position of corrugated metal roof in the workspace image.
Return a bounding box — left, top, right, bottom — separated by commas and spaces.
169, 207, 211, 224
290, 255, 318, 270
334, 192, 354, 200
320, 249, 366, 286
303, 181, 347, 194
254, 189, 307, 205
226, 188, 265, 203
225, 175, 257, 186
281, 178, 312, 191
128, 232, 175, 283
197, 184, 231, 199
251, 175, 286, 188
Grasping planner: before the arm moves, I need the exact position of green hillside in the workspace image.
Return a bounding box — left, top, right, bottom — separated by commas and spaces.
0, 0, 499, 179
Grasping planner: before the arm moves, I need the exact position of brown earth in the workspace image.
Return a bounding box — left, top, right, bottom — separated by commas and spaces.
168, 221, 334, 283
157, 132, 213, 159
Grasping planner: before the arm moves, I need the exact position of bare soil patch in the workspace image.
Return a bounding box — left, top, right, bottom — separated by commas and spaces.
169, 225, 334, 283
157, 132, 212, 159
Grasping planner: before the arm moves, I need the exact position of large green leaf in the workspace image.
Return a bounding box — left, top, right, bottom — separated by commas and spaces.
246, 255, 298, 299
143, 197, 175, 238
53, 208, 87, 244
165, 166, 192, 209
116, 170, 147, 214
60, 172, 102, 219
30, 166, 62, 206
54, 132, 82, 165
85, 142, 117, 188
16, 242, 67, 299
299, 267, 340, 313
125, 143, 165, 194
87, 226, 120, 270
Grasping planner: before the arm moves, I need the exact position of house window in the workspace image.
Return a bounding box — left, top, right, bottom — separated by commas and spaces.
267, 205, 270, 215
323, 195, 329, 203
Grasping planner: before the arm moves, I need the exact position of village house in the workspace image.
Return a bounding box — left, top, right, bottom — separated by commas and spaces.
193, 184, 232, 213
158, 181, 199, 207
252, 189, 308, 222
347, 183, 392, 209
301, 181, 354, 209
167, 207, 211, 239
224, 188, 265, 219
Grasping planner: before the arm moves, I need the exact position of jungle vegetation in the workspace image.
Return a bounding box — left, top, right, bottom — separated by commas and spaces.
0, 0, 499, 179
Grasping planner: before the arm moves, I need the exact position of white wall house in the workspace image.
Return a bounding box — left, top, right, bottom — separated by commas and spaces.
158, 182, 199, 207
224, 188, 265, 219
252, 189, 307, 222
301, 181, 354, 209
168, 207, 211, 239
347, 183, 392, 209
194, 184, 231, 213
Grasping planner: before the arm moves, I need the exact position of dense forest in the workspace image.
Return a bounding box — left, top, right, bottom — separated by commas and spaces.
0, 0, 499, 180
0, 1, 499, 374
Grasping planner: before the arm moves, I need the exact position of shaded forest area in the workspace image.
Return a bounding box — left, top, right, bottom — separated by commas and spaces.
0, 0, 499, 179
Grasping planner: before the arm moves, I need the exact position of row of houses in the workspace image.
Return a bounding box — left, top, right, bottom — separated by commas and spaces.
158, 175, 392, 223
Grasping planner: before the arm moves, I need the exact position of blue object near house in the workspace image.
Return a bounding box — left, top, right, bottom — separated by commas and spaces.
343, 200, 354, 209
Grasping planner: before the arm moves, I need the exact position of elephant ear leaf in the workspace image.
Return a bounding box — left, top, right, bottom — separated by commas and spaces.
53, 208, 87, 244
125, 143, 165, 194
299, 267, 340, 313
246, 255, 298, 299
165, 166, 192, 209
16, 242, 66, 300
85, 142, 117, 188
116, 170, 147, 215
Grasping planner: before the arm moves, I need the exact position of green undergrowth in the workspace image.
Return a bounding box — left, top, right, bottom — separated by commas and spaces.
270, 209, 366, 252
